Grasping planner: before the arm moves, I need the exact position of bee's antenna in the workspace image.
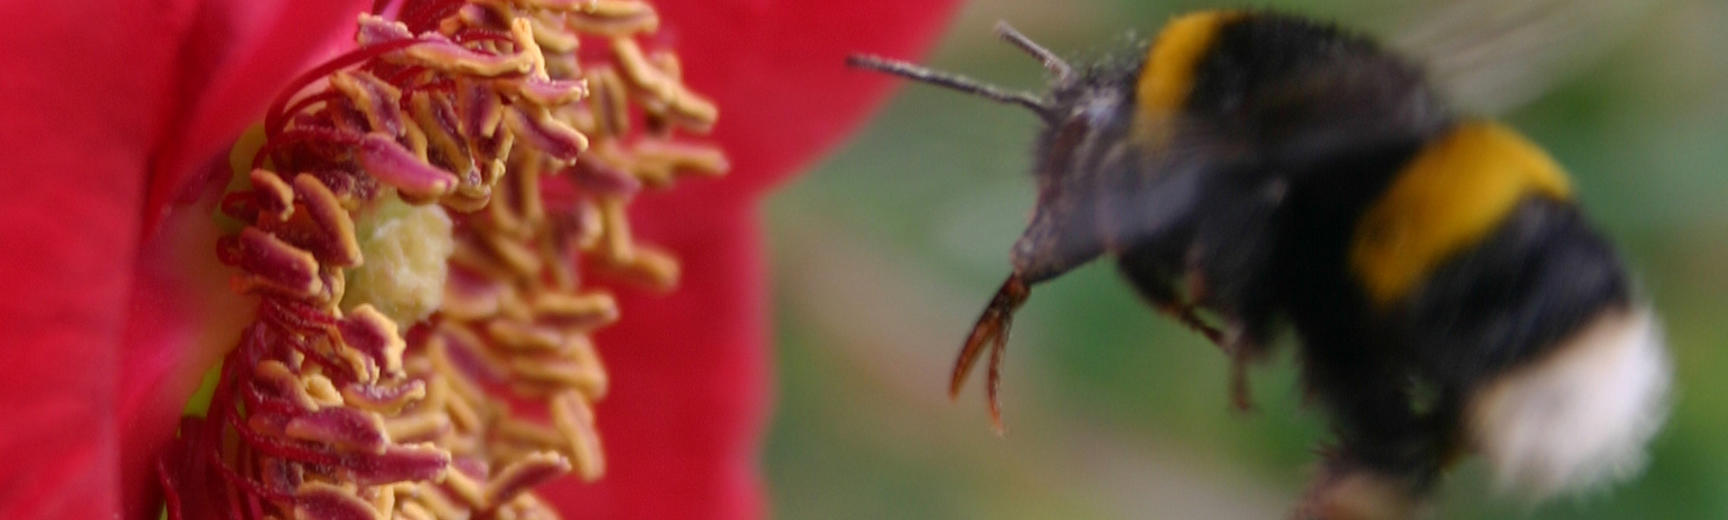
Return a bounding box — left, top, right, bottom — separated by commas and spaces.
995, 21, 1073, 81
846, 54, 1055, 121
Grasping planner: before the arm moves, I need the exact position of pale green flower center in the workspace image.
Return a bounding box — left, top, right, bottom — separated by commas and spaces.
342, 194, 454, 326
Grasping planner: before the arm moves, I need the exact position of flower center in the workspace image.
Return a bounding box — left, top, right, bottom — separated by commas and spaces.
342, 195, 453, 326
158, 1, 727, 517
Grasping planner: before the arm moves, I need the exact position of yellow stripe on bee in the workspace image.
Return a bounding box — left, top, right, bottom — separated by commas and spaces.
1351, 121, 1574, 306
1133, 10, 1245, 143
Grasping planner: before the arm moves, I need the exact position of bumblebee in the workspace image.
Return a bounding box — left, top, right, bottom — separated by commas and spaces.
850, 10, 1669, 518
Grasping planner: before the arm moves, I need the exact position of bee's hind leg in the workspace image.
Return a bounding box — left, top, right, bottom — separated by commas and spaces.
1292, 452, 1423, 520
1119, 245, 1266, 410
1222, 323, 1260, 412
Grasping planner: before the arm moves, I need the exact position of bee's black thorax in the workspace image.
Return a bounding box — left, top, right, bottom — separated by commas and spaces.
1184, 14, 1450, 159
1097, 13, 1453, 341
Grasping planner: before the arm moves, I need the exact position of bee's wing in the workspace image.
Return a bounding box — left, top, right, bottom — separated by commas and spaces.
1390, 0, 1655, 114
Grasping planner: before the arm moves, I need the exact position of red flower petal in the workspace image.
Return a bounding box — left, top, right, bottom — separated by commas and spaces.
0, 0, 362, 517
541, 2, 960, 518
659, 0, 962, 196
541, 199, 770, 518
0, 1, 203, 516
116, 0, 373, 511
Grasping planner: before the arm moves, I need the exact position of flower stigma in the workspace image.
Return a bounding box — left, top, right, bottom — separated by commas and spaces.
156, 1, 728, 518
342, 195, 454, 327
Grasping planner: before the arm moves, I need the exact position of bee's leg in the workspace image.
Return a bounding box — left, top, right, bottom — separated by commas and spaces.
1291, 454, 1422, 520
1222, 323, 1258, 412
1293, 409, 1463, 520
1190, 268, 1270, 411
1158, 302, 1227, 346
1116, 246, 1227, 347
1119, 245, 1261, 411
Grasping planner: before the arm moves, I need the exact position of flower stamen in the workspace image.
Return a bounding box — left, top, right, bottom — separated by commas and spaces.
160, 1, 726, 517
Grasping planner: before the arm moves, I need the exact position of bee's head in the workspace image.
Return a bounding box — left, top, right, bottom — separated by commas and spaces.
1019, 57, 1141, 282
849, 23, 1125, 284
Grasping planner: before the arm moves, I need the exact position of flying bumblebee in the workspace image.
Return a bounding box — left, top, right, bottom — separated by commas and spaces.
849, 8, 1669, 519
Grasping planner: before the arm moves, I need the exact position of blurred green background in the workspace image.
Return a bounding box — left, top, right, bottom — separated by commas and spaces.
762, 0, 1728, 518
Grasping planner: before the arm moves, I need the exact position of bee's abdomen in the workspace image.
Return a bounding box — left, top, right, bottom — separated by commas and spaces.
1394, 195, 1663, 498
1353, 119, 1640, 414
1392, 196, 1631, 386
1371, 154, 1665, 499
1350, 121, 1573, 307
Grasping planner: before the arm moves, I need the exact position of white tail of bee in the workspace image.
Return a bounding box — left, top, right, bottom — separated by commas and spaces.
1466, 306, 1671, 500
